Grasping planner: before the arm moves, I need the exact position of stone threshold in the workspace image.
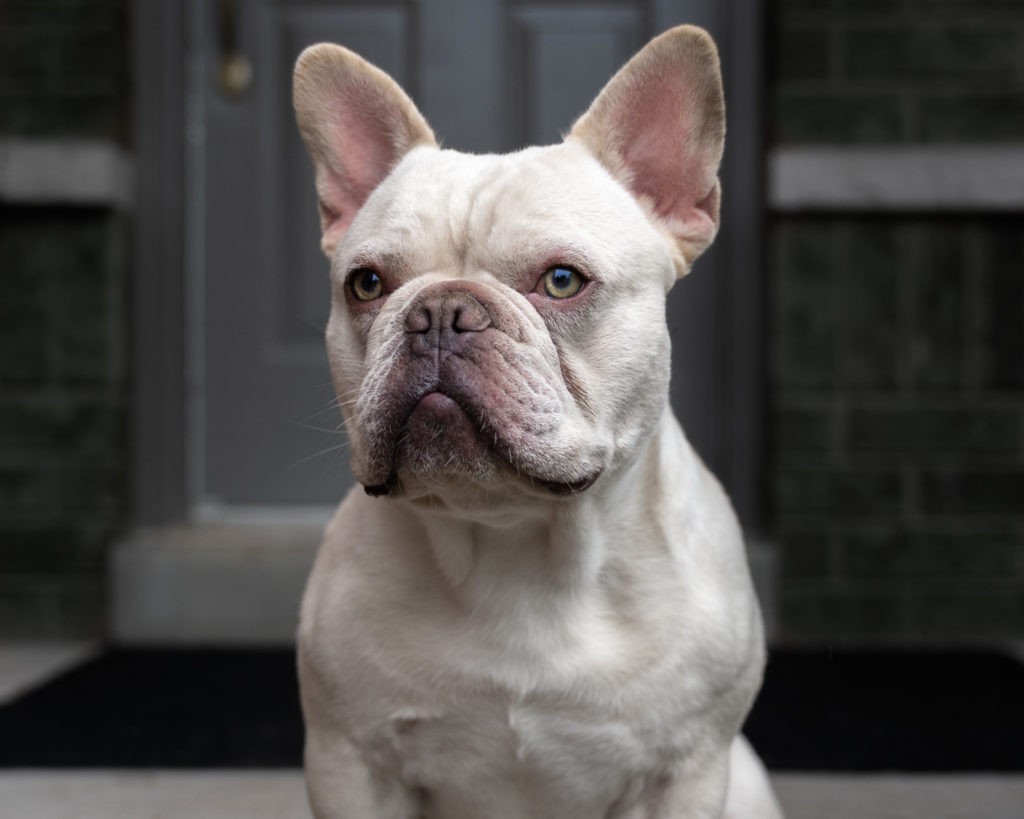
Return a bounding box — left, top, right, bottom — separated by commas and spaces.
110, 523, 323, 645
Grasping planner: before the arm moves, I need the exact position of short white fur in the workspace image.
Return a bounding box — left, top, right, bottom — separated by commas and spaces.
293, 25, 784, 819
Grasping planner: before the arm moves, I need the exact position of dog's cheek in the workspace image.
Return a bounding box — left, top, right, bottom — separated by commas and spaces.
325, 314, 367, 416
525, 287, 602, 347
585, 286, 672, 457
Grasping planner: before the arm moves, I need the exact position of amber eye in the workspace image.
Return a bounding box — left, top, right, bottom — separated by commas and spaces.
349, 267, 383, 301
541, 265, 585, 299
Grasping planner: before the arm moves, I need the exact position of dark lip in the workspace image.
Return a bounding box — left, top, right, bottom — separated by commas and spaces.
363, 473, 398, 497
538, 471, 601, 496
363, 469, 601, 499
361, 388, 602, 500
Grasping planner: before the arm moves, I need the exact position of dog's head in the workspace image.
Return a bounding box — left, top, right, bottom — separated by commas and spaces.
293, 26, 724, 510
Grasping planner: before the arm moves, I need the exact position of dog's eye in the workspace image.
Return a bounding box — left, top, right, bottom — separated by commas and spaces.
541, 266, 585, 299
349, 267, 384, 301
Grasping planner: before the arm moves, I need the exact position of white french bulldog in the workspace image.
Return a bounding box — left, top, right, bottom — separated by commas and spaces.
293, 25, 782, 819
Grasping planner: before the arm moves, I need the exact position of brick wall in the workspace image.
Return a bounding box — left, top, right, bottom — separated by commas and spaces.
0, 0, 130, 141
0, 1, 130, 638
769, 1, 1024, 642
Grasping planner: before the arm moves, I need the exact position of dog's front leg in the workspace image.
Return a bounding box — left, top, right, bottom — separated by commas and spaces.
610, 754, 731, 819
304, 724, 420, 819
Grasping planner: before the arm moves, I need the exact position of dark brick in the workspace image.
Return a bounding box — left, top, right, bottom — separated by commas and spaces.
832, 0, 906, 12
920, 469, 1024, 516
775, 0, 832, 18
60, 281, 111, 382
0, 576, 104, 640
845, 26, 1018, 86
911, 222, 964, 387
0, 92, 125, 139
0, 0, 125, 27
840, 529, 1023, 581
986, 225, 1024, 388
774, 26, 831, 82
780, 591, 906, 642
3, 214, 120, 379
0, 212, 122, 385
893, 0, 1024, 14
57, 464, 125, 515
61, 26, 126, 80
0, 222, 52, 384
0, 467, 59, 517
918, 94, 1024, 142
772, 92, 905, 144
907, 592, 1024, 640
0, 583, 57, 639
774, 220, 836, 387
841, 221, 901, 388
0, 402, 125, 453
779, 531, 833, 581
58, 221, 117, 383
772, 406, 834, 454
0, 0, 128, 137
774, 467, 902, 516
0, 462, 125, 524
54, 579, 105, 638
845, 406, 1021, 455
0, 29, 65, 82
0, 526, 109, 575
0, 294, 50, 384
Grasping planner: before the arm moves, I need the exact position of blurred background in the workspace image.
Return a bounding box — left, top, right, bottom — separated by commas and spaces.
1, 0, 1023, 815
2, 0, 1021, 651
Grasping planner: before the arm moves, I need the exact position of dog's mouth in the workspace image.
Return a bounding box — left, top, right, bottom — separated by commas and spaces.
350, 280, 607, 501
364, 469, 601, 499
360, 387, 601, 499
363, 469, 601, 499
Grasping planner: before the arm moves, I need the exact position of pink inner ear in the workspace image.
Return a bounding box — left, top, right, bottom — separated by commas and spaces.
618, 74, 719, 247
316, 102, 407, 250
628, 158, 718, 248
294, 43, 437, 255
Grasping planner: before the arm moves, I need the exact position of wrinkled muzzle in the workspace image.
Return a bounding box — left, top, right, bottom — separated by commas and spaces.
348, 280, 604, 498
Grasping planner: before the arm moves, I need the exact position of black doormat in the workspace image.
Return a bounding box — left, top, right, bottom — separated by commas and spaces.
0, 647, 1021, 770
744, 649, 1024, 772
0, 649, 303, 768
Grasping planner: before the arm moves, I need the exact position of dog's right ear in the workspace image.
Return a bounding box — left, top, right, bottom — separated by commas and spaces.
569, 26, 724, 277
293, 45, 436, 257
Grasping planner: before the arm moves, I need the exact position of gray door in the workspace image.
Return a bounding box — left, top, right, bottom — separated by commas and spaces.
190, 0, 726, 511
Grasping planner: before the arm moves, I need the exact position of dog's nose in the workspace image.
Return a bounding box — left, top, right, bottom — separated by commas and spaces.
405, 291, 492, 336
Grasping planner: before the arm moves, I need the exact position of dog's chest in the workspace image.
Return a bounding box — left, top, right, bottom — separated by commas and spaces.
373, 693, 673, 815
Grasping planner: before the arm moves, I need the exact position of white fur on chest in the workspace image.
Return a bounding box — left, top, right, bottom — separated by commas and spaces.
293, 24, 782, 818
299, 422, 763, 818
376, 695, 668, 817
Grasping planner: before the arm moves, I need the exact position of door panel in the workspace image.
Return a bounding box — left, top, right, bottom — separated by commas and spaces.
201, 1, 417, 506
275, 8, 413, 347
509, 6, 642, 147
194, 0, 723, 510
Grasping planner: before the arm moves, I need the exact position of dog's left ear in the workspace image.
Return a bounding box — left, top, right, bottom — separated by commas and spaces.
293, 44, 437, 257
569, 25, 724, 277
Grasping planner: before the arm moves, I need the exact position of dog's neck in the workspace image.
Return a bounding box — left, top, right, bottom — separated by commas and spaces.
397, 408, 699, 608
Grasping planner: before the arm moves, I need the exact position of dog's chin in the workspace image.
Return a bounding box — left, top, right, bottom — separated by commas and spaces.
359, 391, 601, 501
401, 392, 495, 478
